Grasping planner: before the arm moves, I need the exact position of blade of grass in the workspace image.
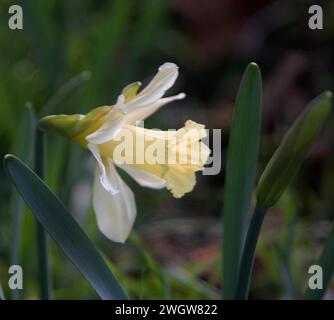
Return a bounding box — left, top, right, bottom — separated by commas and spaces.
10, 104, 35, 300
273, 244, 299, 299
167, 268, 221, 300
4, 154, 127, 300
278, 213, 299, 299
223, 63, 262, 299
279, 192, 298, 265
34, 128, 52, 300
129, 232, 170, 299
274, 193, 299, 299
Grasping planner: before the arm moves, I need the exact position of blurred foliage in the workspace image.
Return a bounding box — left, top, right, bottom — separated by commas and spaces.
0, 0, 334, 299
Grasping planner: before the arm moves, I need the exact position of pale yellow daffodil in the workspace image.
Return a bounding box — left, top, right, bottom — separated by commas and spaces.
39, 63, 210, 242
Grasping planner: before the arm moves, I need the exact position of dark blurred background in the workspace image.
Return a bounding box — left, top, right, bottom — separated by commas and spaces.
0, 0, 333, 299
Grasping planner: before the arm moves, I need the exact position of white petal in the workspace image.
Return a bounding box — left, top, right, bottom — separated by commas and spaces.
86, 96, 126, 145
117, 164, 166, 189
88, 144, 118, 194
93, 162, 136, 243
125, 93, 186, 125
140, 62, 178, 95
127, 63, 179, 109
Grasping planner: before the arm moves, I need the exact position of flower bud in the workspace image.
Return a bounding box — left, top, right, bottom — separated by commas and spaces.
38, 106, 112, 145
256, 91, 332, 208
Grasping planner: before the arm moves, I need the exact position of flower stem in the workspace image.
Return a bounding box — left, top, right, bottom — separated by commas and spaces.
235, 205, 266, 299
35, 128, 52, 300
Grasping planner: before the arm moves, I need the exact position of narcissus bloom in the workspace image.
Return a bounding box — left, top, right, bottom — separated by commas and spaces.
39, 63, 210, 242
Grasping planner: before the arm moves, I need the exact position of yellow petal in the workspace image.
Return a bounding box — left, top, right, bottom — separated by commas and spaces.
99, 121, 210, 198
121, 81, 142, 103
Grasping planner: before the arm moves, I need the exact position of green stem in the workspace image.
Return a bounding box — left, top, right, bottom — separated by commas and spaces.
35, 128, 52, 300
235, 205, 266, 299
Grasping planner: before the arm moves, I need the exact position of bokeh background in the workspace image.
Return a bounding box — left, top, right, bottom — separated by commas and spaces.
0, 0, 333, 299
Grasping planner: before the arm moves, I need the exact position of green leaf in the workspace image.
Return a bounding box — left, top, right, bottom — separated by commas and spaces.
10, 104, 35, 300
304, 222, 334, 299
34, 128, 52, 300
223, 63, 262, 299
256, 91, 332, 208
4, 154, 127, 300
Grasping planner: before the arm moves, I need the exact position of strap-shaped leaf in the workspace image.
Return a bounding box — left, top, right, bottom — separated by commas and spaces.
223, 63, 262, 299
10, 105, 35, 300
4, 154, 127, 300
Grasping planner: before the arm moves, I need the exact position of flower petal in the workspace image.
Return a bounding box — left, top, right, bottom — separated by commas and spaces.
127, 63, 180, 109
117, 164, 166, 189
93, 162, 136, 243
88, 143, 119, 194
86, 95, 126, 145
125, 93, 185, 125
121, 81, 142, 103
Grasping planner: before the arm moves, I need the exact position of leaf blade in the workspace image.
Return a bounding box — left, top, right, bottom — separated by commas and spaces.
10, 104, 35, 300
223, 63, 262, 299
4, 154, 127, 300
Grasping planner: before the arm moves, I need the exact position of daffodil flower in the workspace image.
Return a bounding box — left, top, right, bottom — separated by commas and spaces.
39, 63, 210, 242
